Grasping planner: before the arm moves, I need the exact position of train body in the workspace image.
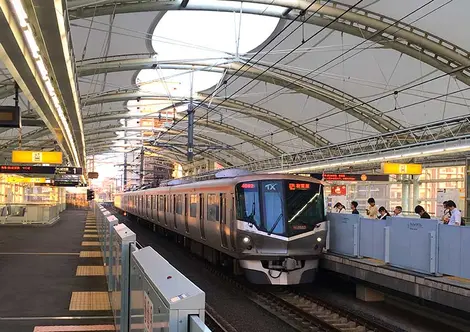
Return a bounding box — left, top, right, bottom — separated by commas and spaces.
114, 173, 327, 285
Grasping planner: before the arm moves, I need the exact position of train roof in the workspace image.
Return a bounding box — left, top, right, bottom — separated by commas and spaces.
118, 173, 323, 195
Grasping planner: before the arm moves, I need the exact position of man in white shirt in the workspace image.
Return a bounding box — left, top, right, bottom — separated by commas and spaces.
393, 206, 403, 217
446, 200, 461, 226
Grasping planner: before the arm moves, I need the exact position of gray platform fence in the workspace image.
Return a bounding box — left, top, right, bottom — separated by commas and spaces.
93, 203, 211, 332
327, 213, 469, 278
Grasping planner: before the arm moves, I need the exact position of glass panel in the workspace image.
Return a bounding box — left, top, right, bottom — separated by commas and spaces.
235, 182, 261, 228
207, 194, 219, 221
190, 194, 197, 217
285, 181, 324, 236
261, 180, 284, 235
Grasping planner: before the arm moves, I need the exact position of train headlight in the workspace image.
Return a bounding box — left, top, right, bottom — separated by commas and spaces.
317, 237, 322, 242
242, 236, 253, 250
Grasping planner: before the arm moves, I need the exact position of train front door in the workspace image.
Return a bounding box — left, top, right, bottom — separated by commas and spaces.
220, 193, 229, 249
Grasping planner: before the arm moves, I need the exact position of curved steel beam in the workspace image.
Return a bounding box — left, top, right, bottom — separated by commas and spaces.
77, 56, 400, 132
81, 89, 326, 152
85, 137, 232, 166
68, 0, 470, 85
79, 110, 283, 157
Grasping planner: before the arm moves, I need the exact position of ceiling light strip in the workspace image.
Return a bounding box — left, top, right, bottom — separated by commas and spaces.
8, 0, 80, 165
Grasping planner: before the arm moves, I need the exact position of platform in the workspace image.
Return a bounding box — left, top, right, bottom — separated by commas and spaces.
0, 209, 114, 332
321, 252, 470, 313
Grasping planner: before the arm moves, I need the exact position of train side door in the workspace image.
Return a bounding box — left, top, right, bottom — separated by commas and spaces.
199, 193, 206, 239
220, 193, 229, 248
184, 194, 189, 233
164, 195, 168, 226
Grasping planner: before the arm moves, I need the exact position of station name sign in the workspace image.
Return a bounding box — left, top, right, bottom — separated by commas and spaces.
0, 165, 82, 175
322, 173, 389, 182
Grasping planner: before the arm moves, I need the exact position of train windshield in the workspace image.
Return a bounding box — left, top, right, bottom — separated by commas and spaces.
236, 180, 324, 237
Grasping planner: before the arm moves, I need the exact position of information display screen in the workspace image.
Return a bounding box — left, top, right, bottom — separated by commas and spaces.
0, 165, 82, 175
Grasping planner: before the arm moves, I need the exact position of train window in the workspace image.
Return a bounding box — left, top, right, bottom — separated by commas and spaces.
189, 194, 197, 217
207, 194, 219, 222
153, 195, 157, 209
261, 180, 285, 235
173, 195, 176, 214
175, 195, 183, 215
235, 182, 261, 227
159, 195, 164, 211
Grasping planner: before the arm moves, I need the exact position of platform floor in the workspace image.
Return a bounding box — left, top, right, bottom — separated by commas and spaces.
321, 252, 470, 314
0, 209, 115, 332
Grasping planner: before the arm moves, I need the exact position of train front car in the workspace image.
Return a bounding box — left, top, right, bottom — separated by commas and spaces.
235, 176, 326, 285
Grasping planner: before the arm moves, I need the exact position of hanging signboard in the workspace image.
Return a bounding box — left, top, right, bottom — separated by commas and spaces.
0, 106, 21, 128
7, 177, 47, 184
331, 185, 347, 196
381, 162, 422, 175
12, 150, 63, 164
321, 173, 389, 182
0, 165, 82, 175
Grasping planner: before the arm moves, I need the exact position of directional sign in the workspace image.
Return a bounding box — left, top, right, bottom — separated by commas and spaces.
0, 165, 82, 175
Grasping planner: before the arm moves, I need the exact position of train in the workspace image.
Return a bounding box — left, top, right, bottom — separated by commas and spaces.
114, 170, 327, 285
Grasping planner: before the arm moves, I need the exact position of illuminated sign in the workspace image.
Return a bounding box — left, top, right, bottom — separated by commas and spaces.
288, 183, 311, 190
241, 183, 256, 189
331, 185, 347, 196
0, 165, 82, 175
381, 163, 422, 175
12, 150, 63, 164
322, 173, 389, 182
7, 177, 47, 184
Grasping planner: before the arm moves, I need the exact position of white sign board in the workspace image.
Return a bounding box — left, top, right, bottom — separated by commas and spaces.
437, 188, 459, 205
144, 292, 153, 332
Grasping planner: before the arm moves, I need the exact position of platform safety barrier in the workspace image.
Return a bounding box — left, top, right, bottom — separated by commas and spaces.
93, 203, 212, 332
327, 213, 470, 278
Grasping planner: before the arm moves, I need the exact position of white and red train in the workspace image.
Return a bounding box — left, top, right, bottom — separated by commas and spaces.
114, 172, 327, 285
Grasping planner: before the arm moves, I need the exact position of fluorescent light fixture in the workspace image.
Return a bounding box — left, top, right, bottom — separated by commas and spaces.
445, 145, 470, 151
9, 0, 80, 165
384, 155, 402, 160
402, 152, 422, 157
368, 157, 384, 162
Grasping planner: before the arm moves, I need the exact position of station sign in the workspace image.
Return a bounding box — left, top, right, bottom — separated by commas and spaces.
88, 172, 99, 179
12, 150, 63, 164
7, 177, 47, 184
322, 173, 389, 182
381, 163, 422, 175
0, 165, 82, 175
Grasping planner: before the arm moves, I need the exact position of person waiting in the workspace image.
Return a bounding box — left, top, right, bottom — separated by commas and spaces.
446, 200, 461, 226
441, 201, 451, 224
351, 201, 359, 215
414, 205, 430, 219
333, 202, 346, 213
366, 198, 378, 219
393, 206, 403, 217
378, 206, 390, 220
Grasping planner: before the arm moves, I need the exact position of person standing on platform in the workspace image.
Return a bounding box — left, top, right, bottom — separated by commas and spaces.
393, 206, 403, 217
366, 198, 378, 219
351, 201, 359, 215
446, 200, 462, 226
414, 205, 431, 219
334, 202, 347, 213
378, 206, 390, 220
441, 201, 451, 224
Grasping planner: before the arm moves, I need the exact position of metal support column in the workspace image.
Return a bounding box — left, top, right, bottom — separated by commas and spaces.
139, 147, 144, 186
123, 119, 128, 189
187, 104, 194, 162
412, 175, 420, 209
402, 175, 410, 213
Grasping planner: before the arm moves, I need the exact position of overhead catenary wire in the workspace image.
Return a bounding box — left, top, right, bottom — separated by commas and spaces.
190, 0, 452, 157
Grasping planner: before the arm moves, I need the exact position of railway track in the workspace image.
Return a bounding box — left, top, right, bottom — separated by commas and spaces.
204, 304, 239, 332
206, 265, 396, 332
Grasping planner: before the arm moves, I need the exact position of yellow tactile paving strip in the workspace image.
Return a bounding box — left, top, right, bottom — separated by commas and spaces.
445, 276, 470, 283
84, 227, 97, 230
33, 325, 115, 331
84, 229, 97, 233
79, 251, 102, 258
69, 292, 111, 310
76, 266, 106, 276
81, 241, 100, 246
83, 234, 98, 238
